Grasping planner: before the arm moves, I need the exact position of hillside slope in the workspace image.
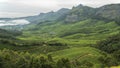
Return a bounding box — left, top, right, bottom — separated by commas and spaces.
21, 4, 120, 41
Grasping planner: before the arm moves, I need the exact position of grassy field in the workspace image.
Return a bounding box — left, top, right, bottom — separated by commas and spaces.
49, 47, 104, 68
111, 66, 120, 68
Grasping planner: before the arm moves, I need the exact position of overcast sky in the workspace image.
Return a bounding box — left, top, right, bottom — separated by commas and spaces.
0, 0, 120, 18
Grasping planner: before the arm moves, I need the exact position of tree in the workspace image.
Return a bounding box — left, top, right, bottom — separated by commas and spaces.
57, 58, 71, 68
47, 54, 53, 62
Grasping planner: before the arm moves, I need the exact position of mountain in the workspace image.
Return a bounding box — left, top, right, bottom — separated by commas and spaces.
63, 4, 95, 23
1, 4, 120, 25
95, 4, 120, 25
62, 4, 120, 24
0, 8, 70, 30
22, 4, 120, 40
20, 8, 70, 23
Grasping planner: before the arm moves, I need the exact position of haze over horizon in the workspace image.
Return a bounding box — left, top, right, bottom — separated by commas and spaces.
0, 0, 120, 18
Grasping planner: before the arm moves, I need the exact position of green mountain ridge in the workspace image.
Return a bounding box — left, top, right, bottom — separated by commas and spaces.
25, 4, 119, 41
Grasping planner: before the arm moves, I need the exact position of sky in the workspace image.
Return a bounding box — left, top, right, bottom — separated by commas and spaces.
0, 0, 120, 18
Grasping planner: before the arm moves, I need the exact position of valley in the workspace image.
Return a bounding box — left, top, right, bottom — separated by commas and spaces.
0, 4, 120, 68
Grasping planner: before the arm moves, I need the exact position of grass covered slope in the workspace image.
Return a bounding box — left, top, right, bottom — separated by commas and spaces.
22, 19, 120, 40
50, 47, 102, 60
20, 19, 120, 48
20, 4, 120, 42
49, 47, 105, 68
0, 48, 104, 68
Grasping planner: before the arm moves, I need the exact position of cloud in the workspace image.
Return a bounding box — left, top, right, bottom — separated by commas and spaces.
0, 0, 120, 18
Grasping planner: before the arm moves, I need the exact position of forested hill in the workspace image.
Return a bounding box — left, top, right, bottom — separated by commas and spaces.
0, 29, 22, 39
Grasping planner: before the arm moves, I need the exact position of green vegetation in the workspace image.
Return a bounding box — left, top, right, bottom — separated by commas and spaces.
0, 49, 103, 68
50, 47, 104, 68
0, 4, 120, 68
96, 34, 120, 67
